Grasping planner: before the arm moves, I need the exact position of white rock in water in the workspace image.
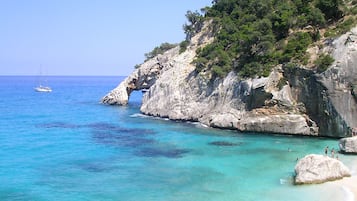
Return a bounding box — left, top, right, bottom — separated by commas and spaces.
339, 136, 357, 154
294, 154, 351, 184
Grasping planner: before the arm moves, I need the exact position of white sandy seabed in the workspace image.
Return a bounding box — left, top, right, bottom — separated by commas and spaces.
330, 159, 357, 201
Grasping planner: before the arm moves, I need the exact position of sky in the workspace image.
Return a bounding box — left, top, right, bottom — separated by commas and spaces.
0, 0, 212, 76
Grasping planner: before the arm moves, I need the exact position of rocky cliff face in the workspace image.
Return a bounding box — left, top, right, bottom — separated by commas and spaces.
142, 65, 317, 135
284, 26, 357, 137
319, 27, 357, 136
101, 48, 177, 105
102, 25, 357, 137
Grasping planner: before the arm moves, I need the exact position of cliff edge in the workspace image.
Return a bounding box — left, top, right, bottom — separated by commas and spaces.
102, 25, 357, 137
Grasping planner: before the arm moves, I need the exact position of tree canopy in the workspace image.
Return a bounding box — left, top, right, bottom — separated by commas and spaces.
191, 0, 350, 78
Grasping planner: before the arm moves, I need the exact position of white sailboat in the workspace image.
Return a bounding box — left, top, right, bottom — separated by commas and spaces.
34, 67, 52, 92
34, 85, 52, 92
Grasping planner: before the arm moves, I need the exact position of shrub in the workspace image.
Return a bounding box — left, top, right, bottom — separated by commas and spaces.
187, 0, 349, 79
212, 65, 228, 78
352, 7, 357, 15
284, 62, 299, 69
179, 40, 190, 54
335, 17, 356, 34
183, 10, 204, 40
192, 57, 208, 72
144, 42, 177, 61
283, 32, 312, 61
315, 0, 343, 21
315, 54, 334, 73
324, 17, 356, 37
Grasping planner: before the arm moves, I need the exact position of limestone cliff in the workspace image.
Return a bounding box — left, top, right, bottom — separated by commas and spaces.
284, 27, 357, 137
319, 27, 357, 136
102, 25, 357, 137
101, 48, 176, 105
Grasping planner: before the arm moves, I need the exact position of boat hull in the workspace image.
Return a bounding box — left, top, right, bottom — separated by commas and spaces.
34, 86, 52, 92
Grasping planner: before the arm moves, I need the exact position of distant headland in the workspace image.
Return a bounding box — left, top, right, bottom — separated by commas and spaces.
102, 0, 357, 138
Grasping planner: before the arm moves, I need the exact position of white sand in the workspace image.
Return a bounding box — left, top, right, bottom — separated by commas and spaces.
332, 160, 357, 201
333, 176, 357, 201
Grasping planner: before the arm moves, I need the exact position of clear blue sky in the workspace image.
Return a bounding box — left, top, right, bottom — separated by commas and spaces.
0, 0, 212, 76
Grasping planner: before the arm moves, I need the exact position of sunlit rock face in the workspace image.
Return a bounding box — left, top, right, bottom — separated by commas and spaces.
103, 24, 357, 137
339, 136, 357, 154
295, 154, 351, 184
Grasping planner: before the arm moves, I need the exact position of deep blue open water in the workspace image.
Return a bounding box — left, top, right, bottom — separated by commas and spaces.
0, 76, 356, 201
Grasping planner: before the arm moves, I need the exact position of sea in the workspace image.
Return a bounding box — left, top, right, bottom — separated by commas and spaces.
0, 76, 356, 201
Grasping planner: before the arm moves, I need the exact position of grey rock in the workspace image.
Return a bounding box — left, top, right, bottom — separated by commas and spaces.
141, 61, 317, 135
283, 26, 357, 137
317, 26, 357, 136
339, 136, 357, 154
295, 154, 351, 184
102, 23, 357, 137
101, 47, 179, 105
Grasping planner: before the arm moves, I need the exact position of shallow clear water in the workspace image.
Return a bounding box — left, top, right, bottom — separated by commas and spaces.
0, 76, 355, 201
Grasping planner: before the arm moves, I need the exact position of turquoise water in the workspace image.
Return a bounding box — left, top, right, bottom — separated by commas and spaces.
0, 76, 355, 201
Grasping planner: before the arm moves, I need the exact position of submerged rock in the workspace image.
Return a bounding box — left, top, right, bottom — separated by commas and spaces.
134, 147, 190, 158
294, 154, 351, 184
339, 136, 357, 154
208, 141, 241, 146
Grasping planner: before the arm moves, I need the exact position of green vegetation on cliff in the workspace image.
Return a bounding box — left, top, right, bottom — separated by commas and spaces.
187, 0, 356, 78
135, 42, 177, 69
144, 42, 177, 61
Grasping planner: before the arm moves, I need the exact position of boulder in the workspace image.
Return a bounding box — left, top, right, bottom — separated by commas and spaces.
294, 154, 351, 184
339, 136, 357, 154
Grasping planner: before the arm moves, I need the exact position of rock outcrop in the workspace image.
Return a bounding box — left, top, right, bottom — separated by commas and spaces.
102, 24, 357, 137
138, 21, 320, 135
141, 65, 318, 135
315, 27, 357, 136
339, 136, 357, 154
294, 154, 351, 184
101, 48, 178, 105
284, 27, 357, 137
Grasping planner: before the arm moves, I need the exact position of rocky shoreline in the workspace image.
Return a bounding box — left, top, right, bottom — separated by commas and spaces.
102, 25, 357, 138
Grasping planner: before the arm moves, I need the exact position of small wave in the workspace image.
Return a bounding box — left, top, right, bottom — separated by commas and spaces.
280, 179, 287, 185
200, 124, 209, 128
186, 122, 208, 128
341, 186, 354, 201
130, 113, 171, 121
279, 176, 294, 185
130, 113, 149, 118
